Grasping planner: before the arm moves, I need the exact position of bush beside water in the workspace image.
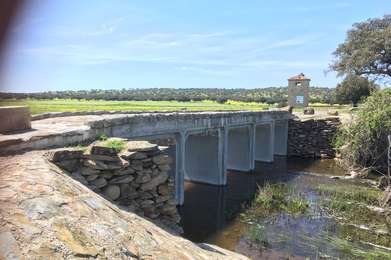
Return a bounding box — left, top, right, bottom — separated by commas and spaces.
335, 89, 391, 173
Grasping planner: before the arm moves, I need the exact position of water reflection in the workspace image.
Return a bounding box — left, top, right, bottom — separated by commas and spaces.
180, 156, 296, 243
179, 157, 391, 259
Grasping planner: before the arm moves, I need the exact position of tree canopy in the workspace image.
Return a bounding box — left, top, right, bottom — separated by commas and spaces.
0, 87, 337, 104
335, 75, 378, 105
330, 15, 391, 79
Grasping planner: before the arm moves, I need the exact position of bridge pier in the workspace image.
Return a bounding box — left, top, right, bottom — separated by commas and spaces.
254, 122, 274, 162
184, 129, 226, 185
175, 129, 227, 205
175, 132, 186, 205
227, 125, 255, 171
274, 120, 288, 156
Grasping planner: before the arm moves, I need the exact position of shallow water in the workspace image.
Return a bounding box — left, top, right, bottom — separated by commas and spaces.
179, 157, 391, 259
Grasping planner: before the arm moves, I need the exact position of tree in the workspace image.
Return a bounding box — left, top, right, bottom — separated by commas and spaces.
335, 75, 378, 106
330, 15, 391, 79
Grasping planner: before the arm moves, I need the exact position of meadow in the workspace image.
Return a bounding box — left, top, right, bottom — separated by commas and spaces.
0, 98, 348, 115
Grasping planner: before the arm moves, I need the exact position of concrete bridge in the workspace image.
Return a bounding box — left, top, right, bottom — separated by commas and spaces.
0, 110, 291, 205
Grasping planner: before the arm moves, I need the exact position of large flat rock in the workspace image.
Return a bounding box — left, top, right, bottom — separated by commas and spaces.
0, 151, 248, 259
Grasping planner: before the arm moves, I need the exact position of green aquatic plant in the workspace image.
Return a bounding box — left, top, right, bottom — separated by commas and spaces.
247, 224, 269, 248
288, 197, 310, 214
327, 236, 391, 259
317, 183, 381, 205
251, 183, 309, 215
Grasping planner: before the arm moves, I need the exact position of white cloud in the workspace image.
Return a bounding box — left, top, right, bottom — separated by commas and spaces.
19, 29, 327, 76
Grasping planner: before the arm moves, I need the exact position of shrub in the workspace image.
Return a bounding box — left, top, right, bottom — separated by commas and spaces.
335, 89, 391, 173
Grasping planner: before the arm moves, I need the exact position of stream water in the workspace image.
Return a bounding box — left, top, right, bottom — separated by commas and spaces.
178, 157, 391, 259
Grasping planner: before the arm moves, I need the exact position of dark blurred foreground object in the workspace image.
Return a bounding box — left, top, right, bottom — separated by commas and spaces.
0, 1, 25, 61
0, 106, 31, 133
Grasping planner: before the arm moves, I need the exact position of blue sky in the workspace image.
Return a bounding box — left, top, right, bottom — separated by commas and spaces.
0, 0, 390, 92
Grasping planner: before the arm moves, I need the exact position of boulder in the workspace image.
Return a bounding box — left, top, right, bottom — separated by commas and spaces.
152, 155, 172, 165
103, 185, 121, 200
139, 199, 154, 208
140, 172, 169, 191
159, 205, 177, 216
127, 141, 159, 153
84, 154, 121, 162
86, 174, 99, 182
135, 174, 152, 184
121, 152, 147, 160
49, 149, 84, 162
139, 192, 154, 200
79, 167, 100, 176
114, 168, 135, 176
84, 159, 125, 170
155, 195, 170, 203
56, 159, 81, 172
109, 175, 134, 184
90, 146, 118, 156
90, 178, 107, 188
71, 171, 88, 185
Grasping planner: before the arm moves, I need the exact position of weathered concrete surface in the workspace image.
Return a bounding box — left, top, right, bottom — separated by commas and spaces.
0, 111, 291, 154
0, 106, 31, 133
0, 151, 248, 259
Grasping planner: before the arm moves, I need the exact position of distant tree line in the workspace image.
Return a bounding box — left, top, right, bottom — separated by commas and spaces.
0, 87, 338, 104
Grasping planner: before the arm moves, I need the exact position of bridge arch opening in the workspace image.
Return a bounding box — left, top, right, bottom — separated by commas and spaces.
227, 125, 254, 171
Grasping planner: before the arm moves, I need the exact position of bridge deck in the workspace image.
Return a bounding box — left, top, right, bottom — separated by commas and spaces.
0, 110, 291, 154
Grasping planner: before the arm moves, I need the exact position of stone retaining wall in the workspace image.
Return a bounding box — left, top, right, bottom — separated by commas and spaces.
48, 140, 179, 228
288, 117, 340, 158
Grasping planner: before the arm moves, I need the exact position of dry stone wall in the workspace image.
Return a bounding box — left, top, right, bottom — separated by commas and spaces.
288, 117, 340, 158
48, 140, 179, 228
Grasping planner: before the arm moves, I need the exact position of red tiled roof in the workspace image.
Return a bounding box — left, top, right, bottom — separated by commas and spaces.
288, 73, 310, 81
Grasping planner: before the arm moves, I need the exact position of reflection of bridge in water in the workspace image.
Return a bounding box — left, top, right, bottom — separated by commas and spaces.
179, 158, 290, 243
0, 110, 291, 205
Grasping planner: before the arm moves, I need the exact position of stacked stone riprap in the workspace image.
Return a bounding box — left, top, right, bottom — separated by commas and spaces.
48, 140, 179, 226
288, 117, 340, 158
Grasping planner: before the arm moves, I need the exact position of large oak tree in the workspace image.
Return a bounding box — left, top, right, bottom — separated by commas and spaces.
330, 15, 391, 79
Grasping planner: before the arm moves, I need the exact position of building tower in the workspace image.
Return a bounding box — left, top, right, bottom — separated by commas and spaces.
287, 73, 310, 107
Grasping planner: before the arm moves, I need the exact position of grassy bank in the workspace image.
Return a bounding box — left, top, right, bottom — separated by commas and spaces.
0, 98, 348, 115
0, 98, 271, 115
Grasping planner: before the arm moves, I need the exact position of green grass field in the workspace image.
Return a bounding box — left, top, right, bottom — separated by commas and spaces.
0, 98, 349, 115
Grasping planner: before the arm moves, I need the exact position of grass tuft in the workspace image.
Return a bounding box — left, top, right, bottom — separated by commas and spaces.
100, 138, 126, 153
251, 183, 309, 215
